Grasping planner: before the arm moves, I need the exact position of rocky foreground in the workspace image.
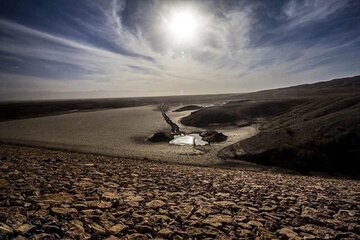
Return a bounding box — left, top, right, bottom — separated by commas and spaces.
0, 145, 359, 240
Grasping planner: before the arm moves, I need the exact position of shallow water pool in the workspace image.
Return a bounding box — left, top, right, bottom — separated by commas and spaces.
169, 133, 208, 146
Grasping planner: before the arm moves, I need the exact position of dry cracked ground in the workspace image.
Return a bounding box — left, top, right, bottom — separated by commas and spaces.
0, 145, 359, 240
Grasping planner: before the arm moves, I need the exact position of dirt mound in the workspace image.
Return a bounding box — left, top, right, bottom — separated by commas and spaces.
200, 131, 228, 143
173, 105, 203, 112
181, 99, 305, 127
219, 95, 360, 177
147, 132, 173, 142
181, 107, 238, 127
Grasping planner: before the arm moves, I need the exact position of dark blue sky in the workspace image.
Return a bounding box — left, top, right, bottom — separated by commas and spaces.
0, 0, 359, 99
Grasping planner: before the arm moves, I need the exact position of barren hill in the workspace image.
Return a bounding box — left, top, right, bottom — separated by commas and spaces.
181, 75, 360, 176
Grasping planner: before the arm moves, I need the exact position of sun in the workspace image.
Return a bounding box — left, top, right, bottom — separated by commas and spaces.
168, 9, 198, 43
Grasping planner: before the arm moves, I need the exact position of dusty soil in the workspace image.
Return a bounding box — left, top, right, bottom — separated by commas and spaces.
0, 105, 258, 166
1, 145, 359, 240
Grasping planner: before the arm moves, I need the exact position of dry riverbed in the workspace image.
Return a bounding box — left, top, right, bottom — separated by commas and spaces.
0, 105, 258, 166
0, 144, 359, 240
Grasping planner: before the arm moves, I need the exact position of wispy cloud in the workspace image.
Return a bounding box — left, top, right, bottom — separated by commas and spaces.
284, 0, 348, 27
0, 0, 359, 100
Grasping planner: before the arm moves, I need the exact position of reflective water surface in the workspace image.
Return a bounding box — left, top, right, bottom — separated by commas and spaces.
169, 133, 208, 146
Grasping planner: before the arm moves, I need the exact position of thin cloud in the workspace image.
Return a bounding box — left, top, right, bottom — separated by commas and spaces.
0, 0, 359, 100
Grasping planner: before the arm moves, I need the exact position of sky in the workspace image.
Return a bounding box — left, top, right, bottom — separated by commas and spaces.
0, 0, 359, 100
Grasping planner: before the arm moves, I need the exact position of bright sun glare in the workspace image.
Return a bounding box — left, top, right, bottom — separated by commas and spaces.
169, 10, 198, 43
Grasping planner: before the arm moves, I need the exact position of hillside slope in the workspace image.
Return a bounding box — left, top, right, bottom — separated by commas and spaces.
179, 75, 360, 176
219, 94, 360, 176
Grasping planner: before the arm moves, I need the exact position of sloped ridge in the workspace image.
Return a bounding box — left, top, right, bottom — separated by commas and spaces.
241, 75, 360, 99
173, 105, 203, 112
219, 95, 360, 176
181, 99, 305, 127
290, 75, 360, 89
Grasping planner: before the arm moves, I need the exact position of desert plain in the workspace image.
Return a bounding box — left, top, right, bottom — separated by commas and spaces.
0, 76, 360, 240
